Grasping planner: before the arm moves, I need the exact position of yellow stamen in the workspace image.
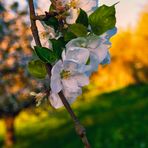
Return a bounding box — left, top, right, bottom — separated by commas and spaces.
40, 32, 48, 39
60, 70, 71, 79
70, 0, 77, 8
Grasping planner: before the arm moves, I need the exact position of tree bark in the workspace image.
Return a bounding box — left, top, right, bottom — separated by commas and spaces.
4, 116, 15, 148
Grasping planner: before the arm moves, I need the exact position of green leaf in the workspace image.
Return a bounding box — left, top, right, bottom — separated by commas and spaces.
0, 4, 5, 12
89, 4, 116, 35
28, 60, 47, 79
34, 46, 57, 64
44, 17, 59, 30
86, 57, 90, 65
50, 38, 65, 59
69, 24, 88, 37
76, 9, 88, 27
11, 2, 19, 12
49, 4, 54, 11
64, 31, 76, 42
0, 24, 2, 32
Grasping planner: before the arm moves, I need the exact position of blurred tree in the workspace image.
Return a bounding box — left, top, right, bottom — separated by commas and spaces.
131, 6, 148, 83
0, 1, 44, 147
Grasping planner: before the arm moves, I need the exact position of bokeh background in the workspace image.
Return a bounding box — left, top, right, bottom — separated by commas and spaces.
0, 0, 148, 148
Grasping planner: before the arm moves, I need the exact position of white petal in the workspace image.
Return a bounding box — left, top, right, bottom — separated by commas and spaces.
85, 53, 99, 76
63, 60, 87, 74
63, 60, 79, 73
61, 0, 70, 6
66, 8, 79, 24
50, 60, 63, 93
66, 37, 86, 49
64, 47, 90, 64
79, 0, 99, 15
37, 21, 54, 48
62, 50, 66, 61
87, 35, 102, 49
43, 23, 56, 39
101, 52, 111, 65
36, 20, 45, 33
74, 74, 89, 87
31, 39, 35, 49
36, 0, 51, 15
90, 42, 108, 63
50, 76, 62, 93
97, 44, 108, 63
49, 93, 63, 109
51, 60, 63, 76
42, 39, 52, 49
63, 87, 82, 104
49, 86, 82, 109
62, 77, 80, 92
101, 27, 117, 46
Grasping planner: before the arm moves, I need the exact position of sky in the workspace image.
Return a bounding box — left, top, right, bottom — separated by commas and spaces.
4, 0, 148, 29
100, 0, 148, 29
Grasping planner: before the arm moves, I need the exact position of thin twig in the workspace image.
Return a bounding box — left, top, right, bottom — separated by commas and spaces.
58, 91, 91, 148
33, 15, 46, 20
28, 0, 91, 147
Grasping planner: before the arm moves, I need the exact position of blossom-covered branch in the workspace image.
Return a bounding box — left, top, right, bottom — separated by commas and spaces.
28, 0, 93, 147
28, 0, 117, 147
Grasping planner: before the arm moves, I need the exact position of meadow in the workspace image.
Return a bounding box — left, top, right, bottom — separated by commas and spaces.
0, 84, 147, 148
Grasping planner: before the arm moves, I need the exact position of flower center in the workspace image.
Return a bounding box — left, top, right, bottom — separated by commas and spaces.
60, 70, 71, 79
40, 31, 48, 39
70, 0, 78, 8
80, 43, 86, 47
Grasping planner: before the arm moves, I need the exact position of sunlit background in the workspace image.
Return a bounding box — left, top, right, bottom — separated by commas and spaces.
0, 0, 148, 148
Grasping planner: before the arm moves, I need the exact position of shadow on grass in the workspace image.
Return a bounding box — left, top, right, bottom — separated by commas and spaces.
0, 84, 148, 148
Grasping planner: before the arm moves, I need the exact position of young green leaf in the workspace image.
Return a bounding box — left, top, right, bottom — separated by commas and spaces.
28, 60, 47, 79
69, 24, 87, 37
89, 4, 116, 35
34, 46, 57, 64
76, 9, 88, 27
0, 4, 5, 12
50, 38, 65, 59
64, 31, 76, 42
44, 17, 59, 30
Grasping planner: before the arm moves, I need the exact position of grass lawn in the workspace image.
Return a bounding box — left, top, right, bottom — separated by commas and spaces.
0, 84, 148, 148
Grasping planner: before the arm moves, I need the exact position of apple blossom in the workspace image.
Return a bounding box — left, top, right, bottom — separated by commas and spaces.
31, 21, 55, 49
50, 86, 82, 109
65, 0, 99, 24
65, 27, 117, 75
62, 46, 90, 65
49, 58, 89, 108
28, 0, 117, 111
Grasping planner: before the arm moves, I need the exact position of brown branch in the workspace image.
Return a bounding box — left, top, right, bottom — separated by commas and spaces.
58, 91, 91, 148
28, 0, 91, 147
28, 0, 42, 47
33, 15, 46, 20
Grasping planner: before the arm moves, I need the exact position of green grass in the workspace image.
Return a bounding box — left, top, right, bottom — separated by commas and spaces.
0, 84, 148, 148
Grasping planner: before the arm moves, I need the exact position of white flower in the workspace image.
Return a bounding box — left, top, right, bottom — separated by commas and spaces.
62, 46, 90, 65
101, 27, 117, 47
49, 59, 89, 108
65, 27, 117, 75
31, 21, 55, 49
65, 36, 106, 75
65, 0, 99, 24
101, 52, 111, 65
66, 8, 79, 24
36, 0, 51, 15
50, 86, 82, 109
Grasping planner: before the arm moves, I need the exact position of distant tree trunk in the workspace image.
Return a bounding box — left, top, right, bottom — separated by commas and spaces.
4, 116, 16, 148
